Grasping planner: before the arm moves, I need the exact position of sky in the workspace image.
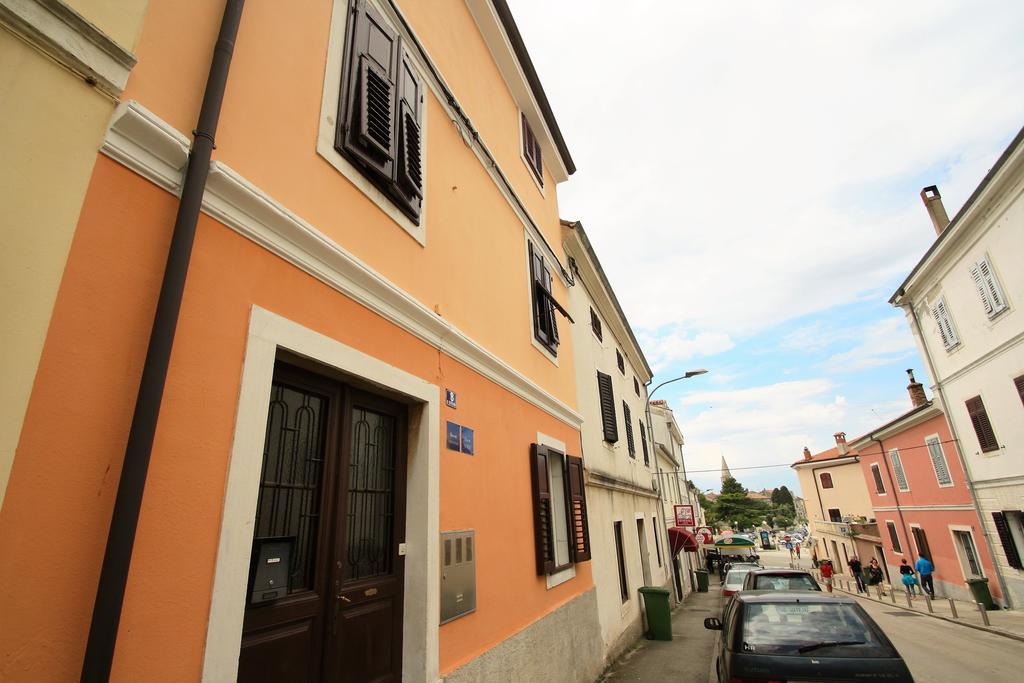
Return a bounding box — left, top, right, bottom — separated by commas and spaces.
507, 1, 1024, 496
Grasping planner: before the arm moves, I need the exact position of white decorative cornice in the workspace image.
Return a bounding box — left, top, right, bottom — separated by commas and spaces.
101, 101, 583, 429
0, 0, 136, 97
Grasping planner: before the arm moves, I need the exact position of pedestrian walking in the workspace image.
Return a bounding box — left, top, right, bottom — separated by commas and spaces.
915, 552, 935, 598
819, 558, 834, 593
848, 555, 866, 593
867, 558, 885, 595
795, 542, 801, 559
899, 558, 918, 597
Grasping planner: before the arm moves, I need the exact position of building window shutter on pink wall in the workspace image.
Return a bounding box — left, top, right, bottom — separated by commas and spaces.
925, 437, 953, 485
886, 521, 902, 553
871, 464, 886, 494
889, 449, 910, 491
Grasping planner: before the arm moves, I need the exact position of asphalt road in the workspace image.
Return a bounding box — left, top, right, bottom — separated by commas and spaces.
855, 595, 1024, 682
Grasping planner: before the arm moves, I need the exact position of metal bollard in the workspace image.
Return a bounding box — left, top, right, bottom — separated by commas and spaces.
905, 592, 913, 608
948, 598, 958, 619
977, 602, 990, 626
876, 584, 883, 599
890, 587, 896, 604
924, 595, 933, 613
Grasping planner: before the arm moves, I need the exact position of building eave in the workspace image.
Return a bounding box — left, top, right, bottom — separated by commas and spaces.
847, 402, 941, 450
791, 455, 860, 470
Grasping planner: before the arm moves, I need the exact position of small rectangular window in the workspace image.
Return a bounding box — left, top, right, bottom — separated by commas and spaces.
886, 521, 902, 553
623, 402, 635, 457
871, 463, 886, 494
954, 530, 983, 577
828, 508, 842, 523
528, 242, 571, 355
616, 350, 625, 374
633, 377, 640, 396
820, 473, 834, 489
889, 449, 910, 491
925, 436, 953, 485
965, 396, 999, 453
590, 307, 602, 341
521, 112, 543, 187
931, 297, 960, 350
969, 256, 1007, 318
911, 526, 932, 562
613, 521, 628, 602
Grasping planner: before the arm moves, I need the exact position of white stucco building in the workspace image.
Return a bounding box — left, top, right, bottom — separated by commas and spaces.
561, 220, 671, 666
890, 127, 1024, 607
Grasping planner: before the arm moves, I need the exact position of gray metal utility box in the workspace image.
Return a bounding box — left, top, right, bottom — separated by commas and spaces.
441, 530, 476, 623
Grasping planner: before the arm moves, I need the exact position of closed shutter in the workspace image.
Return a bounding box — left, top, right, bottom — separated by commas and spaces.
566, 455, 592, 562
394, 48, 423, 219
530, 444, 556, 575
871, 464, 886, 494
590, 307, 602, 340
925, 437, 953, 485
890, 449, 909, 490
1013, 374, 1024, 407
912, 527, 932, 562
965, 396, 999, 452
639, 421, 649, 466
992, 512, 1023, 569
978, 258, 1006, 313
338, 2, 400, 180
886, 521, 902, 553
623, 402, 635, 457
597, 371, 618, 443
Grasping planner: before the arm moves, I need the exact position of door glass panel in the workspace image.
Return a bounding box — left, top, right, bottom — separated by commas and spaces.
252, 382, 327, 593
344, 406, 397, 581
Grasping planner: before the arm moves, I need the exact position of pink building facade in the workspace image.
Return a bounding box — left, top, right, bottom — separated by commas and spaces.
849, 372, 1002, 604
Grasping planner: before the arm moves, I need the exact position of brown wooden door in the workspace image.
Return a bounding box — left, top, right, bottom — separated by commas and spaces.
239, 366, 406, 683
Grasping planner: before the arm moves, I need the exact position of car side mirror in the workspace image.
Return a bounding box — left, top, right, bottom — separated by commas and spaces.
703, 617, 723, 630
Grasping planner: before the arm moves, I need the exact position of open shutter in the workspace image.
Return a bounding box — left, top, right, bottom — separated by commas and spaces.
639, 421, 649, 466
931, 299, 958, 349
337, 1, 400, 180
993, 512, 1023, 569
969, 264, 995, 316
623, 402, 635, 457
395, 47, 423, 222
978, 258, 1006, 313
1014, 375, 1024, 407
597, 371, 618, 443
565, 455, 591, 562
530, 444, 556, 575
966, 396, 999, 452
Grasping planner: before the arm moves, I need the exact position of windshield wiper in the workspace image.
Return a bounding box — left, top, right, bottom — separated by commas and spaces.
797, 640, 865, 653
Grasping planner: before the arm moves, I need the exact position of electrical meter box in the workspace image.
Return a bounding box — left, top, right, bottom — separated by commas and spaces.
249, 536, 294, 605
440, 530, 476, 623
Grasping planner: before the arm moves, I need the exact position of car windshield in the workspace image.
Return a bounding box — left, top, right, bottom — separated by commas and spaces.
753, 574, 820, 591
724, 568, 753, 589
738, 602, 893, 657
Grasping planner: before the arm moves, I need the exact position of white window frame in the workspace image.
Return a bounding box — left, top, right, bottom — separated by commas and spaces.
519, 110, 546, 195
909, 523, 925, 559
524, 236, 559, 366
969, 255, 1008, 319
949, 526, 985, 579
925, 434, 954, 488
886, 520, 902, 553
930, 296, 960, 351
870, 463, 887, 496
317, 0, 430, 246
889, 448, 910, 492
538, 431, 575, 588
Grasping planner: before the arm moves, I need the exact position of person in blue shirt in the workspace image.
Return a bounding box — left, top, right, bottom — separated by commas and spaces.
915, 553, 935, 598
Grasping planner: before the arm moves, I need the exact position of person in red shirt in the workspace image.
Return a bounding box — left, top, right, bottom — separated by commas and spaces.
819, 558, 834, 592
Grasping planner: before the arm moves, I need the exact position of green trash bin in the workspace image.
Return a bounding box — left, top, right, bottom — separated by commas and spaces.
966, 577, 996, 610
638, 586, 673, 641
694, 569, 709, 593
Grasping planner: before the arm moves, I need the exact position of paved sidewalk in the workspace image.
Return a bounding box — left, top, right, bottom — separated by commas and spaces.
818, 570, 1024, 642
599, 588, 721, 682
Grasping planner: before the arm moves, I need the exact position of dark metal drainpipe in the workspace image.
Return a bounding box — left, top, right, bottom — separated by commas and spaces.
81, 1, 245, 679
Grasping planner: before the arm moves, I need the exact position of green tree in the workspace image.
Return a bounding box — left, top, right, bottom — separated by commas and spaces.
713, 477, 770, 529
771, 485, 794, 508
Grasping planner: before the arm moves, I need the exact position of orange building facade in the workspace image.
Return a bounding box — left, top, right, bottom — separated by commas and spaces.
0, 1, 604, 681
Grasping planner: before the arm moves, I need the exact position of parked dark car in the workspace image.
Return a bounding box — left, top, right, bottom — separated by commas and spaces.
741, 568, 822, 592
704, 592, 914, 682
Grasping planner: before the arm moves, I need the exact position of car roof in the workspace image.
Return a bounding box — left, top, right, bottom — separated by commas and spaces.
747, 568, 813, 576
735, 591, 856, 604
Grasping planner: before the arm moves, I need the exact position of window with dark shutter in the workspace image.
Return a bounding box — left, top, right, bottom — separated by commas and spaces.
528, 242, 571, 356
639, 421, 649, 466
965, 395, 999, 452
613, 521, 628, 602
993, 512, 1023, 569
911, 527, 932, 562
597, 371, 618, 443
336, 1, 424, 223
820, 473, 833, 489
590, 307, 602, 341
1014, 375, 1024, 407
623, 402, 635, 457
886, 520, 902, 553
566, 455, 591, 562
530, 444, 556, 575
871, 464, 886, 494
616, 350, 624, 374
521, 112, 543, 187
633, 377, 640, 397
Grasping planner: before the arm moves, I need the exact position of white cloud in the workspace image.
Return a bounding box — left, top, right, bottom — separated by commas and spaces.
821, 316, 917, 373
636, 327, 735, 371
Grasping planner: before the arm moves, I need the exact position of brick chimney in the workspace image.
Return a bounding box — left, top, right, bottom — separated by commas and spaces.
921, 185, 950, 236
907, 368, 927, 408
802, 446, 812, 461
834, 432, 848, 455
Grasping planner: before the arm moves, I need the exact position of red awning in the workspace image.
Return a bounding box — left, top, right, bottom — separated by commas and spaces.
668, 527, 699, 555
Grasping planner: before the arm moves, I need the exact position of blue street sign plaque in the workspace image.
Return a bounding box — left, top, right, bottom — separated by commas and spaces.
445, 389, 457, 409
446, 421, 461, 450
460, 427, 474, 455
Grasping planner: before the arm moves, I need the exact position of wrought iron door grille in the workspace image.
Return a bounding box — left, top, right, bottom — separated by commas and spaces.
344, 406, 397, 581
253, 382, 327, 594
